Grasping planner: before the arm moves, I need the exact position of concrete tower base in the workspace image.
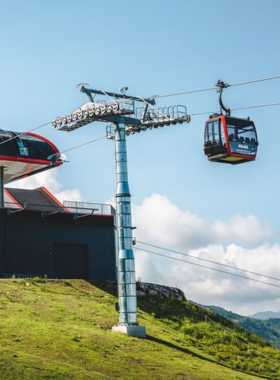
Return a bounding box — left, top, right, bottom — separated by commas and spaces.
112, 325, 146, 338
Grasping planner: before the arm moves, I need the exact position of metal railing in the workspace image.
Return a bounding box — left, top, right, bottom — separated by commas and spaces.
135, 104, 189, 122
63, 201, 116, 216
1, 201, 116, 217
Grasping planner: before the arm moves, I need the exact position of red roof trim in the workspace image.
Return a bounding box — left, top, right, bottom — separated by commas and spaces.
38, 187, 70, 213
4, 189, 23, 209
0, 156, 62, 167
27, 132, 60, 154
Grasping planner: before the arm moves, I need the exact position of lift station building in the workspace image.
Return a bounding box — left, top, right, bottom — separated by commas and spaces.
0, 130, 116, 281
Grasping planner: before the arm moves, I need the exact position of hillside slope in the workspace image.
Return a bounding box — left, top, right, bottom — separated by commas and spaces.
0, 279, 279, 379
202, 305, 280, 350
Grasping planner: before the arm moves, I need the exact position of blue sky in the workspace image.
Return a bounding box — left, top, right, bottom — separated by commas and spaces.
1, 0, 280, 314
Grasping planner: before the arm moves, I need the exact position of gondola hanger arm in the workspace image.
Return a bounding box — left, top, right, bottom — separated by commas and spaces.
216, 79, 231, 116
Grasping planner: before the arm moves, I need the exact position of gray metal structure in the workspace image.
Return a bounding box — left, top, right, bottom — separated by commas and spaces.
52, 85, 191, 337
115, 122, 137, 325
0, 168, 4, 208
63, 201, 116, 217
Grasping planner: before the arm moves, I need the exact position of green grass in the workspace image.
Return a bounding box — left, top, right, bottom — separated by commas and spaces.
202, 305, 280, 350
0, 279, 279, 379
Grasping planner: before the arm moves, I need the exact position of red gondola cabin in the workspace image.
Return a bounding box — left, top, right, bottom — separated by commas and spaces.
204, 115, 258, 165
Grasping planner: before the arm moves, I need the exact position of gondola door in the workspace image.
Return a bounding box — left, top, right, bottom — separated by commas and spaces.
204, 117, 227, 160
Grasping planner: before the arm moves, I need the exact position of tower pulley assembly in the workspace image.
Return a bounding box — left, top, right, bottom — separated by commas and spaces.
51, 85, 191, 134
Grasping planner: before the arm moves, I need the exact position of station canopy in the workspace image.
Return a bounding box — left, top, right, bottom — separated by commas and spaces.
0, 130, 64, 183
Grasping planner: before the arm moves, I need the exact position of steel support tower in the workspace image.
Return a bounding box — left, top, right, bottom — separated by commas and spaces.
112, 122, 144, 336
52, 84, 191, 337
0, 167, 4, 208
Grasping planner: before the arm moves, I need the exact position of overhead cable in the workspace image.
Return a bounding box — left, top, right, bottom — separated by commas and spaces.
150, 86, 217, 99
190, 100, 280, 117
231, 101, 280, 111
59, 135, 108, 155
0, 122, 107, 160
0, 121, 51, 146
150, 74, 280, 100
137, 241, 280, 283
134, 247, 280, 289
229, 74, 280, 88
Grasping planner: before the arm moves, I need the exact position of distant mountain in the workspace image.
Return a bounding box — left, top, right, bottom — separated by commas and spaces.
249, 310, 280, 320
200, 304, 280, 350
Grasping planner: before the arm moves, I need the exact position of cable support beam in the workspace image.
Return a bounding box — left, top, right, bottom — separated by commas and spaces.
134, 247, 280, 289
79, 86, 155, 105
97, 88, 118, 104
137, 241, 280, 283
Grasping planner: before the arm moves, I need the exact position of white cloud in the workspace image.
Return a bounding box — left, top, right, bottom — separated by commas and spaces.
6, 168, 83, 203
132, 193, 212, 248
132, 194, 280, 315
214, 215, 274, 246
132, 193, 275, 249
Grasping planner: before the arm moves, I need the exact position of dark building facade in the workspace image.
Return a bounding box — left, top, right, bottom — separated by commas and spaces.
0, 188, 117, 281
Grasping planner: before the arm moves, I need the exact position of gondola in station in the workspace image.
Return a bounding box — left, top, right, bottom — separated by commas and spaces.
204, 80, 259, 164
0, 130, 64, 184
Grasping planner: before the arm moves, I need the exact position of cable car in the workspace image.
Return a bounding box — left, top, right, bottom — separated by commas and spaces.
204, 115, 258, 164
204, 80, 259, 165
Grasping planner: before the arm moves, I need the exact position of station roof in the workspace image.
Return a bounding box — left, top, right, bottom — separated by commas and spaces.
1, 187, 115, 226
4, 187, 67, 213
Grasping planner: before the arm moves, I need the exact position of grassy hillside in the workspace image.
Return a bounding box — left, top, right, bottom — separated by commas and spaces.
203, 305, 280, 350
0, 279, 279, 380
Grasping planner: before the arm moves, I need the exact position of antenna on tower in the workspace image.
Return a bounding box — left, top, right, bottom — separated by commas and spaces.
119, 86, 128, 95
76, 83, 90, 90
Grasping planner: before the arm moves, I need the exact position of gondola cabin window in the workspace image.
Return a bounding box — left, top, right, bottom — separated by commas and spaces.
226, 121, 258, 156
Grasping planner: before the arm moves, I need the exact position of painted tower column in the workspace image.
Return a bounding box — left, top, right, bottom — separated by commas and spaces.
112, 123, 145, 337
0, 167, 4, 208
115, 122, 137, 325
